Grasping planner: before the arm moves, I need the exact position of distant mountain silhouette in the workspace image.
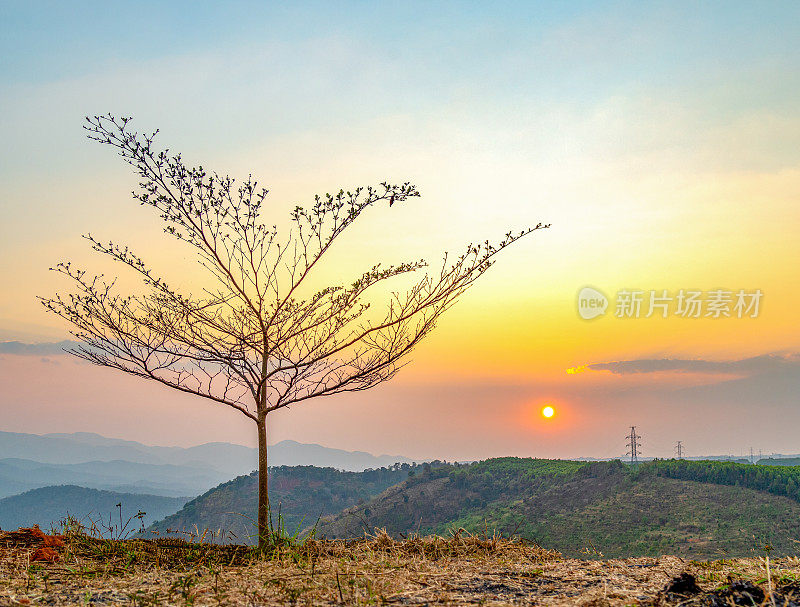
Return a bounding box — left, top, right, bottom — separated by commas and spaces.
0, 458, 227, 499
0, 431, 414, 499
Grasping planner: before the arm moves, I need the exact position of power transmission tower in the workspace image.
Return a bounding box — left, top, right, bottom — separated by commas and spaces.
750, 447, 754, 465
626, 426, 641, 465
675, 441, 684, 459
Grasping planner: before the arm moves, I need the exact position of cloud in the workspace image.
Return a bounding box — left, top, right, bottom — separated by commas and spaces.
0, 340, 78, 356
579, 353, 800, 377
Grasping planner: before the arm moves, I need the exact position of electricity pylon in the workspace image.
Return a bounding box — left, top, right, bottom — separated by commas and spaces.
675, 441, 684, 459
626, 426, 641, 465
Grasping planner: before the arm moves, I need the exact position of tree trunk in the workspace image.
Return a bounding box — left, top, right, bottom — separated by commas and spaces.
257, 417, 269, 549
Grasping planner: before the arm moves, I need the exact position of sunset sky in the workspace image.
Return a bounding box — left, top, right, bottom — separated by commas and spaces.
2, 1, 799, 461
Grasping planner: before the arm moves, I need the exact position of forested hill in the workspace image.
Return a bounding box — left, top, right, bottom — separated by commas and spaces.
146, 464, 426, 544
316, 458, 800, 559
0, 486, 187, 533
650, 458, 800, 499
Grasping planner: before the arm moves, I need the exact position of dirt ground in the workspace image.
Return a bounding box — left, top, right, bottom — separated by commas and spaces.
2, 528, 799, 606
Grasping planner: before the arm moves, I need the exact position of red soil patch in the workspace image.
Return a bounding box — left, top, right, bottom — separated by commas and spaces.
0, 525, 65, 561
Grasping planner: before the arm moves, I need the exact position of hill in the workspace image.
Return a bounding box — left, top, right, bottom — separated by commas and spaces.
758, 457, 800, 467
0, 431, 415, 498
265, 439, 415, 470
146, 464, 422, 543
0, 458, 230, 499
0, 485, 188, 532
0, 431, 412, 471
316, 458, 800, 558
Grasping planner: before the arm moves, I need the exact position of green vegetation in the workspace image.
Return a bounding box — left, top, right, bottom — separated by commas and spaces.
147, 464, 426, 543
646, 458, 800, 502
317, 458, 800, 559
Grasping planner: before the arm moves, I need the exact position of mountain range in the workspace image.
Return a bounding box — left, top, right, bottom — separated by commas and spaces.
0, 431, 414, 499
0, 458, 223, 498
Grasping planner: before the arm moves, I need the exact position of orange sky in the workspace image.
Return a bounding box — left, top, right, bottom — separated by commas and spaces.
2, 3, 800, 460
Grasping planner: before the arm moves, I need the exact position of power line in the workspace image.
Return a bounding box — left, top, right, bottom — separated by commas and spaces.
626, 426, 641, 465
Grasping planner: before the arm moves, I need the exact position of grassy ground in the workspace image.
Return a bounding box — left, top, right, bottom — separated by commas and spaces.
2, 527, 800, 606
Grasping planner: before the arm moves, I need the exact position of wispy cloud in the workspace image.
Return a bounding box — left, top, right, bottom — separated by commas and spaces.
0, 340, 78, 356
572, 353, 800, 376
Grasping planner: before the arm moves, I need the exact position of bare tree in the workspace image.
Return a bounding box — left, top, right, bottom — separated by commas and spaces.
41, 115, 549, 548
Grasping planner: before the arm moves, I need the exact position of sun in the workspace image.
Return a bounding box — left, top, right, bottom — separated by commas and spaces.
541, 405, 555, 419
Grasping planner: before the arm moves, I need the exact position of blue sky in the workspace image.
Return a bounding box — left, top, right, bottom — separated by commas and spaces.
4, 2, 797, 84
3, 1, 799, 179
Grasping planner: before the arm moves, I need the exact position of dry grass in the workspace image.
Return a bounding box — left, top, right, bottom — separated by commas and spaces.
2, 527, 800, 606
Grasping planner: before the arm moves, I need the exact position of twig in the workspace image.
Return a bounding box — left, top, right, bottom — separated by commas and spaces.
336, 571, 344, 603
